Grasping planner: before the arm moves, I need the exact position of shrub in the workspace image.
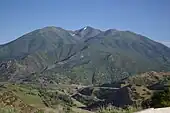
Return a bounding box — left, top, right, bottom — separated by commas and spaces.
150, 88, 170, 108
39, 90, 74, 108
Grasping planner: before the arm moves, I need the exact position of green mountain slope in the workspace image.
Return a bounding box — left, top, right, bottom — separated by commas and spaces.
0, 26, 170, 84
0, 27, 78, 60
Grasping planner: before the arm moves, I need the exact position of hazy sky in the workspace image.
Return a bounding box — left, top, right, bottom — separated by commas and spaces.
0, 0, 170, 46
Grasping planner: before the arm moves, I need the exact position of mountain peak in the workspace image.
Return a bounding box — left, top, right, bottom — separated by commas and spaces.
41, 26, 64, 31
79, 26, 99, 31
75, 26, 101, 38
83, 26, 93, 30
83, 26, 88, 30
103, 29, 118, 36
37, 26, 68, 35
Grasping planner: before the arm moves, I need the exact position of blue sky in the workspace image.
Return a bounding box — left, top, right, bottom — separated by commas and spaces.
0, 0, 170, 46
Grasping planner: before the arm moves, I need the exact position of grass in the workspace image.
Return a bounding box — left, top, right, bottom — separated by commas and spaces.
16, 91, 45, 107
0, 83, 143, 113
0, 106, 19, 113
7, 84, 45, 108
0, 83, 93, 113
0, 84, 45, 108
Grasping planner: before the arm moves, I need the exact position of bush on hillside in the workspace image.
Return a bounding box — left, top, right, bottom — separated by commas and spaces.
39, 89, 74, 108
150, 88, 170, 108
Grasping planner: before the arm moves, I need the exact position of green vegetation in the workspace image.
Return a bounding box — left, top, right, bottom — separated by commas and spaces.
0, 72, 170, 113
39, 88, 74, 108
0, 84, 45, 108
149, 88, 170, 108
0, 84, 78, 113
0, 106, 18, 113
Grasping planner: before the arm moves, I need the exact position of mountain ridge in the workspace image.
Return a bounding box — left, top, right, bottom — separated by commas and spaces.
0, 26, 170, 85
0, 26, 168, 47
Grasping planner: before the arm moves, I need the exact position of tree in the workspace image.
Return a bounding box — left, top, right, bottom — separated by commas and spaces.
92, 71, 96, 85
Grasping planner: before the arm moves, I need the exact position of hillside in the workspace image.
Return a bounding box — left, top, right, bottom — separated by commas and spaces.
72, 71, 170, 110
1, 72, 170, 113
0, 83, 94, 113
0, 26, 170, 85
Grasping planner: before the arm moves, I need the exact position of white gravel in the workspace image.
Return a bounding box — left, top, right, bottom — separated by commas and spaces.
135, 107, 170, 113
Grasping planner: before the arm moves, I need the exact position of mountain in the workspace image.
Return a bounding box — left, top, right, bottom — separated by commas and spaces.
0, 26, 78, 60
0, 26, 170, 84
